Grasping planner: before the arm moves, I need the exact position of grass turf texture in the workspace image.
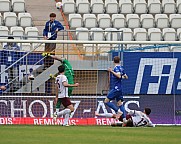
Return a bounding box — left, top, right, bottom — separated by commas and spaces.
0, 125, 181, 144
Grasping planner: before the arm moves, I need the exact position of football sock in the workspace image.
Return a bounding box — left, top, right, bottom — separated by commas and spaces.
56, 109, 59, 113
57, 108, 71, 117
105, 102, 118, 113
63, 113, 70, 126
98, 113, 113, 118
119, 105, 126, 118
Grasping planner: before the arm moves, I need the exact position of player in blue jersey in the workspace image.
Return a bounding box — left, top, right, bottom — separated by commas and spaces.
104, 56, 128, 121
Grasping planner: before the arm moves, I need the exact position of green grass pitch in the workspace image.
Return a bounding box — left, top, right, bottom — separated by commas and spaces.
0, 125, 181, 144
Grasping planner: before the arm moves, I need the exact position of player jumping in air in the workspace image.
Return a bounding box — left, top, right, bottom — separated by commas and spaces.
104, 56, 128, 122
96, 107, 155, 127
53, 65, 79, 126
42, 53, 75, 114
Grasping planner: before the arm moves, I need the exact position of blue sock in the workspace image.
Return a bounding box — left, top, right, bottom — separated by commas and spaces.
105, 102, 118, 113
119, 105, 126, 118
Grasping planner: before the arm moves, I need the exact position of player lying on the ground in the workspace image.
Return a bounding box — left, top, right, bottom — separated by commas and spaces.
95, 108, 155, 127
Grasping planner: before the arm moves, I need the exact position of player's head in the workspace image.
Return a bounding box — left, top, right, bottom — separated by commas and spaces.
58, 65, 65, 73
7, 36, 14, 46
49, 13, 56, 21
113, 56, 120, 64
144, 108, 151, 115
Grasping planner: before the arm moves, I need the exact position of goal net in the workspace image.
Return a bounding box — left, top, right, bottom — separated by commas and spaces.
0, 39, 181, 125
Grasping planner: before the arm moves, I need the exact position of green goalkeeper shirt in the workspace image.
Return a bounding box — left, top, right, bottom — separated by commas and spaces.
62, 59, 74, 84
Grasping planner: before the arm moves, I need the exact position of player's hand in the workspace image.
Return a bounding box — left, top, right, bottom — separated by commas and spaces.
0, 86, 6, 91
55, 28, 59, 33
54, 97, 58, 105
44, 36, 48, 40
107, 67, 112, 72
74, 83, 79, 87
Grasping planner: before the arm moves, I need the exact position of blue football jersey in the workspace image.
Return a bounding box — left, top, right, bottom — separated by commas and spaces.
112, 65, 126, 91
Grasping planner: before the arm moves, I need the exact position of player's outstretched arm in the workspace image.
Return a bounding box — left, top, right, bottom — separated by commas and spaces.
50, 55, 63, 63
63, 81, 79, 87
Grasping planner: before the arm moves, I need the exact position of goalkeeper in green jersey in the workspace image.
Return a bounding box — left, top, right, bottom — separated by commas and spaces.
42, 53, 75, 114
50, 55, 74, 96
42, 53, 75, 96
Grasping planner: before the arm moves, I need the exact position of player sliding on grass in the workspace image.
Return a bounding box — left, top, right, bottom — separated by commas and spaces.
53, 65, 79, 126
95, 107, 155, 127
104, 56, 128, 122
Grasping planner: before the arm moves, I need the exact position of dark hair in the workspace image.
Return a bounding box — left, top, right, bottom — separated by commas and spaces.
8, 36, 14, 39
58, 65, 65, 73
50, 13, 56, 17
126, 119, 133, 127
113, 56, 120, 63
145, 108, 151, 115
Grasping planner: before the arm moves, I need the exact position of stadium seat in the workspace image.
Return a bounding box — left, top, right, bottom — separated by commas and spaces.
112, 14, 126, 29
90, 0, 104, 14
69, 14, 82, 29
119, 28, 133, 41
25, 27, 39, 40
97, 44, 111, 56
134, 28, 147, 41
177, 28, 181, 41
4, 12, 18, 27
21, 43, 31, 51
105, 0, 119, 14
76, 0, 90, 14
105, 28, 119, 41
119, 0, 133, 14
126, 14, 140, 28
133, 0, 147, 14
133, 28, 148, 49
83, 14, 97, 28
148, 28, 162, 41
76, 27, 89, 41
97, 14, 111, 29
171, 46, 181, 52
62, 0, 76, 14
0, 26, 9, 39
155, 14, 169, 28
18, 12, 32, 27
11, 0, 26, 13
0, 0, 10, 12
119, 28, 133, 49
162, 28, 176, 41
177, 0, 181, 14
169, 14, 181, 29
10, 26, 24, 39
90, 28, 104, 41
0, 13, 2, 25
83, 44, 96, 56
140, 14, 154, 29
147, 0, 161, 14
162, 0, 176, 14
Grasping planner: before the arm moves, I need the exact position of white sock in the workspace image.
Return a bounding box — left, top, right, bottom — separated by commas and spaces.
63, 113, 70, 125
57, 109, 71, 117
123, 118, 127, 123
98, 113, 113, 118
56, 108, 59, 113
